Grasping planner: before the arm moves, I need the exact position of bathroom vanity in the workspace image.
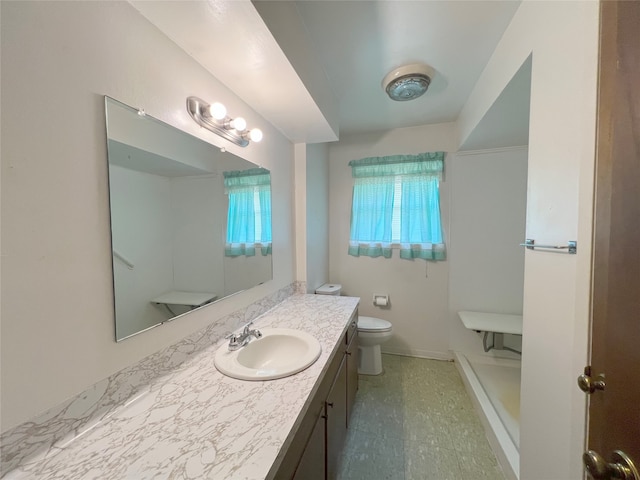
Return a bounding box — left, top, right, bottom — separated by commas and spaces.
3, 294, 359, 479
274, 310, 359, 479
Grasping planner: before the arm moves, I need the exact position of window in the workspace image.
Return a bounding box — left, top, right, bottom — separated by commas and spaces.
348, 152, 445, 260
223, 168, 272, 257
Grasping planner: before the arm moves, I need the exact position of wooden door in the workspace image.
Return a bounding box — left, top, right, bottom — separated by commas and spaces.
585, 0, 640, 475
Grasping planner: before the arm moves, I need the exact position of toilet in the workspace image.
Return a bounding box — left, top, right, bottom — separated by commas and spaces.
315, 283, 393, 375
356, 316, 393, 375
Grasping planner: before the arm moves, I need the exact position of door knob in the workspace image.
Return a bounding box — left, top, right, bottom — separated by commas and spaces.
578, 366, 605, 394
583, 450, 639, 480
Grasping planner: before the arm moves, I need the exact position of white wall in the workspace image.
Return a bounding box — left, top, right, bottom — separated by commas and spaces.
448, 147, 527, 355
0, 1, 295, 432
329, 124, 457, 358
294, 144, 307, 286
305, 143, 330, 293
456, 1, 599, 478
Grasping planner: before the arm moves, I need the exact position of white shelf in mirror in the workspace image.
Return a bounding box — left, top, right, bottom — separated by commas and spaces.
151, 291, 217, 308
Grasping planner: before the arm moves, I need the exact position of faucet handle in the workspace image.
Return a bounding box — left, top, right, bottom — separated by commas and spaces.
225, 332, 241, 351
241, 320, 254, 334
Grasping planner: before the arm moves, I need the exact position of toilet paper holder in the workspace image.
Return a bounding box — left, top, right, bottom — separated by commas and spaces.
373, 294, 389, 307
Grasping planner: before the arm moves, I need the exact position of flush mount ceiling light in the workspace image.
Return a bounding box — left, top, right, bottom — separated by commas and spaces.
186, 97, 263, 147
382, 63, 435, 101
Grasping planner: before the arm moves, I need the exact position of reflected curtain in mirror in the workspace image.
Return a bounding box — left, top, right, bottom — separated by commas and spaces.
224, 168, 272, 257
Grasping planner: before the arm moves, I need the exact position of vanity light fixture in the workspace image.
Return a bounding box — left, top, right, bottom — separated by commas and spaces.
186, 96, 263, 147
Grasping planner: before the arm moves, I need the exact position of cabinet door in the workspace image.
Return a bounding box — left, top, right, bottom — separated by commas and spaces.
326, 357, 347, 480
292, 409, 325, 480
346, 324, 359, 427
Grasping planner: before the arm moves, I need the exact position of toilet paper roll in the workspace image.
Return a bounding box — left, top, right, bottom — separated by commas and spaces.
373, 295, 389, 307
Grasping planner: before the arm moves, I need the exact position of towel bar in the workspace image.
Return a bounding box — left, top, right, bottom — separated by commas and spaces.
520, 239, 577, 254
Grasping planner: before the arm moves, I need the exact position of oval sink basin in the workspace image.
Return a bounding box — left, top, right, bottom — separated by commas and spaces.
214, 328, 322, 381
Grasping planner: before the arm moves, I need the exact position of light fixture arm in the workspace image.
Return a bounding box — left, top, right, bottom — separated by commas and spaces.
186, 96, 261, 147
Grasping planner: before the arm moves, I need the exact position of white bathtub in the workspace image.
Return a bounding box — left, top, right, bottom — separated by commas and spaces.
454, 351, 521, 480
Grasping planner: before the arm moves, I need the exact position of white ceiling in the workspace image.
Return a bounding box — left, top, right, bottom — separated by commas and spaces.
257, 0, 522, 136
130, 0, 340, 143
132, 0, 526, 144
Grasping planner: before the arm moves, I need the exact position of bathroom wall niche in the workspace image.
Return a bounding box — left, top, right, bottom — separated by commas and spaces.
105, 97, 273, 341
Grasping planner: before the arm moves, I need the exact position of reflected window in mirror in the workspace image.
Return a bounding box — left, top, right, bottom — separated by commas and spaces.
105, 97, 273, 341
224, 168, 272, 257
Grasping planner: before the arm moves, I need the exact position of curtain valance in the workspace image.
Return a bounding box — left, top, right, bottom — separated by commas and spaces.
348, 152, 444, 179
223, 168, 271, 190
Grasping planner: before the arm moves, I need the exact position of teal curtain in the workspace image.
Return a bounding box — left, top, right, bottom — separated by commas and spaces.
223, 168, 272, 257
348, 152, 446, 260
348, 176, 395, 258
399, 175, 445, 260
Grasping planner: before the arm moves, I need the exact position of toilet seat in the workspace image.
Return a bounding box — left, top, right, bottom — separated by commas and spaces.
358, 316, 392, 333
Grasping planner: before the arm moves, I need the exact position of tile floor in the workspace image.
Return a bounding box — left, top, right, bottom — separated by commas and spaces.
337, 354, 505, 480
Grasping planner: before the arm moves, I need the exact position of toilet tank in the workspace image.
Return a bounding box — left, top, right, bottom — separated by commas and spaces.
315, 283, 342, 296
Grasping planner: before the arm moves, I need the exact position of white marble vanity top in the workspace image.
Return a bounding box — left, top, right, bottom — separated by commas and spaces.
5, 294, 359, 480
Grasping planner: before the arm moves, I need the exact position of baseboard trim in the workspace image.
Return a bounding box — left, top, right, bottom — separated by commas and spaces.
381, 346, 453, 361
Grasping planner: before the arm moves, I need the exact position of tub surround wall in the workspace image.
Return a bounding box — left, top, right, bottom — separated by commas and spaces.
171, 176, 227, 295
108, 165, 176, 338
448, 147, 527, 356
0, 283, 316, 477
1, 1, 295, 433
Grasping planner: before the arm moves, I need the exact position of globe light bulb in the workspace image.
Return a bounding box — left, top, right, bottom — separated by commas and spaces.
249, 128, 263, 143
232, 117, 247, 132
208, 102, 226, 120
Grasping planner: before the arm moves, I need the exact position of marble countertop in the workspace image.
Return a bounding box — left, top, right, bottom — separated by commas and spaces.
6, 294, 359, 480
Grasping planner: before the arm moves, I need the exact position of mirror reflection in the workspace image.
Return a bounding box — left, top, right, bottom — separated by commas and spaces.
105, 97, 273, 341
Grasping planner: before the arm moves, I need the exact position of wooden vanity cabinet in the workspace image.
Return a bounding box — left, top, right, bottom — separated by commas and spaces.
291, 406, 325, 480
271, 313, 359, 480
326, 357, 347, 480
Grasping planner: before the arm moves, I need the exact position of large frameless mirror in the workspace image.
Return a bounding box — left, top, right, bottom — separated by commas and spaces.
105, 97, 273, 341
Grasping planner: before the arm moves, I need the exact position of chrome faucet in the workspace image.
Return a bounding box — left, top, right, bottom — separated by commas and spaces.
226, 321, 262, 351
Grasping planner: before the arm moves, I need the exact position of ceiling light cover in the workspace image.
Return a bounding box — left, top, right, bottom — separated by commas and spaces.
383, 63, 435, 101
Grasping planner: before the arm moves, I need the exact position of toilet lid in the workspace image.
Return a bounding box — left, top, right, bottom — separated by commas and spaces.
315, 283, 342, 295
358, 316, 392, 333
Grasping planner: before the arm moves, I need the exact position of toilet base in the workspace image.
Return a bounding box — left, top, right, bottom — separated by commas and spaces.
358, 344, 383, 375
